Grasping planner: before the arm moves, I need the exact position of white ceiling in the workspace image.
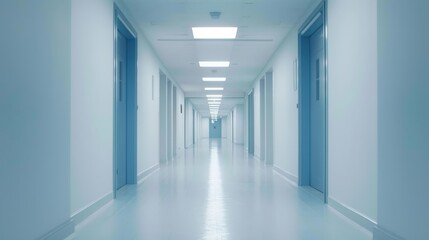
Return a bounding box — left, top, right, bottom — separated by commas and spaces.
121, 0, 317, 117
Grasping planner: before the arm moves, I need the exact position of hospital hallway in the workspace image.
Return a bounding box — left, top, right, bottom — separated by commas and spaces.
1, 1, 428, 239
68, 139, 370, 240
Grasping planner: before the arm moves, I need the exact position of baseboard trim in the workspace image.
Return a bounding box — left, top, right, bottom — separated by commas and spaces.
273, 166, 298, 186
71, 192, 113, 224
373, 225, 405, 240
38, 219, 74, 240
328, 197, 376, 232
138, 164, 160, 183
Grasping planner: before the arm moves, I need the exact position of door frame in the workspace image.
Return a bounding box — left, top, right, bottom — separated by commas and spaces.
298, 1, 328, 202
113, 5, 138, 197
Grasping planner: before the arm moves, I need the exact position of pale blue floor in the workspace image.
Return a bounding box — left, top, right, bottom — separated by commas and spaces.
68, 139, 372, 240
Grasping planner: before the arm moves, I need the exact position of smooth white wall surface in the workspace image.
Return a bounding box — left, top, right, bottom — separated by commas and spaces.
328, 0, 377, 222
253, 81, 261, 158
221, 116, 227, 138
244, 96, 248, 148
270, 28, 299, 175
185, 100, 194, 147
71, 0, 186, 221
201, 118, 209, 138
247, 1, 321, 181
227, 112, 233, 141
71, 0, 114, 217
233, 105, 245, 144
265, 72, 274, 164
376, 1, 429, 239
116, 1, 185, 172
196, 112, 202, 140
175, 89, 185, 154
244, 0, 377, 227
0, 1, 72, 239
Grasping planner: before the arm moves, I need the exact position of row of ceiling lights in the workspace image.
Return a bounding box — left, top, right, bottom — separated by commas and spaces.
192, 27, 238, 119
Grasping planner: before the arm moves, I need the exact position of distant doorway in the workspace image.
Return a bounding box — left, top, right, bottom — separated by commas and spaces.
298, 3, 327, 201
114, 5, 137, 194
209, 119, 222, 138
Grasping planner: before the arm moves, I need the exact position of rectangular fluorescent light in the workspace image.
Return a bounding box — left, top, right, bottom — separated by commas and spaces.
207, 95, 222, 98
202, 77, 226, 82
192, 27, 237, 39
199, 61, 230, 67
208, 103, 221, 105
207, 98, 222, 101
205, 87, 224, 91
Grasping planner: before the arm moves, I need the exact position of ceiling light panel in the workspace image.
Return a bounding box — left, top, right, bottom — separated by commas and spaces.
199, 61, 230, 67
192, 27, 238, 39
207, 95, 222, 98
205, 87, 224, 91
202, 77, 226, 82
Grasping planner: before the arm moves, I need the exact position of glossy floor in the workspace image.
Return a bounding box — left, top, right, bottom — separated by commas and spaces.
68, 139, 372, 240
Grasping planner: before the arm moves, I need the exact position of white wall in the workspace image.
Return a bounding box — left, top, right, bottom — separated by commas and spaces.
233, 105, 245, 144
71, 0, 114, 218
117, 1, 186, 170
185, 100, 194, 147
270, 31, 299, 177
200, 117, 209, 139
0, 1, 73, 239
221, 116, 227, 138
243, 96, 248, 148
253, 81, 261, 158
70, 0, 186, 223
175, 88, 185, 155
328, 0, 378, 223
244, 0, 377, 229
194, 111, 201, 142
227, 112, 233, 141
375, 1, 429, 239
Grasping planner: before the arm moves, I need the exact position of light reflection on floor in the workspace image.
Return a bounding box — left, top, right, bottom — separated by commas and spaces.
67, 139, 372, 240
203, 144, 228, 240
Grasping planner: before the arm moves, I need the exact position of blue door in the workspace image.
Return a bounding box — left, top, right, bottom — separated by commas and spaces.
209, 119, 222, 138
309, 26, 326, 193
117, 30, 127, 190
